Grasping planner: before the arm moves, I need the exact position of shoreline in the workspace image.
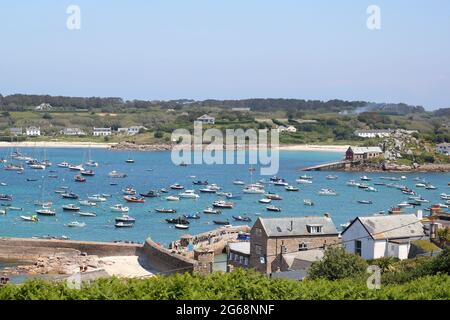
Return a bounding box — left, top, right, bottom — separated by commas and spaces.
0, 141, 348, 153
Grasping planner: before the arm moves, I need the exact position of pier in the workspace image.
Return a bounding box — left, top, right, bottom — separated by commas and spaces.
300, 160, 351, 171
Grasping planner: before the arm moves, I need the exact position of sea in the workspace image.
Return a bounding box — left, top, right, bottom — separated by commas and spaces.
0, 148, 448, 246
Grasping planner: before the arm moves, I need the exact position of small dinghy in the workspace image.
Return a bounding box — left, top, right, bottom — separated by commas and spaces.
155, 208, 177, 213
259, 198, 272, 204
110, 204, 129, 212
62, 204, 80, 211
20, 215, 39, 222
65, 221, 86, 228
233, 215, 252, 222
285, 186, 299, 192
203, 207, 221, 214
115, 215, 136, 223
115, 222, 134, 228
267, 205, 281, 212
175, 224, 189, 230
123, 196, 145, 203
183, 213, 201, 220
8, 207, 23, 211
213, 220, 231, 226
79, 212, 97, 217
358, 200, 373, 205
74, 175, 86, 183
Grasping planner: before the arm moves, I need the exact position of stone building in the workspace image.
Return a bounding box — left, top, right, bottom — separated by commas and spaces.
249, 216, 339, 274
345, 146, 383, 161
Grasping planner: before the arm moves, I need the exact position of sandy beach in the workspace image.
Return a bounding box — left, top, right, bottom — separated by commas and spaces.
0, 141, 348, 152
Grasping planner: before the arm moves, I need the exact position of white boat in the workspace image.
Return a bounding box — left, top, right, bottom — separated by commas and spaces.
29, 163, 46, 170
425, 184, 437, 190
440, 193, 450, 200
285, 186, 299, 192
346, 180, 360, 187
110, 204, 129, 212
20, 215, 39, 222
203, 207, 221, 214
166, 196, 180, 201
199, 187, 217, 194
79, 212, 97, 217
175, 224, 189, 230
242, 186, 266, 194
415, 183, 427, 188
365, 186, 378, 192
303, 199, 314, 206
326, 175, 338, 180
318, 188, 338, 196
360, 176, 372, 181
296, 179, 312, 184
108, 171, 127, 178
233, 180, 245, 185
397, 202, 412, 208
57, 162, 70, 168
179, 190, 200, 199
115, 215, 136, 223
273, 180, 289, 186
259, 198, 272, 204
68, 164, 84, 171
0, 209, 6, 215
36, 208, 56, 216
88, 195, 107, 202
170, 183, 184, 190
65, 221, 86, 228
122, 187, 137, 195
79, 200, 97, 207
299, 175, 313, 180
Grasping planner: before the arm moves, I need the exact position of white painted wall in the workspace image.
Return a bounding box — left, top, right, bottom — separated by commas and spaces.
342, 219, 375, 260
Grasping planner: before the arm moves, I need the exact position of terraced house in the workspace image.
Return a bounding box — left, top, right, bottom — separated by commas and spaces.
249, 216, 340, 274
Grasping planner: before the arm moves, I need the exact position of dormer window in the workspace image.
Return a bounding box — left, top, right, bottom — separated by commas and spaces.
307, 224, 323, 234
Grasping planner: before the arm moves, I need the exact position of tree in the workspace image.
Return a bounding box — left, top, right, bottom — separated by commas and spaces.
42, 112, 52, 119
154, 131, 164, 139
308, 247, 368, 280
437, 228, 450, 247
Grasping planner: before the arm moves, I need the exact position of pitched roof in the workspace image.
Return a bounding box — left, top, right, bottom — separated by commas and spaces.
346, 214, 424, 240
257, 216, 338, 237
228, 242, 250, 255
348, 146, 383, 154
197, 114, 215, 120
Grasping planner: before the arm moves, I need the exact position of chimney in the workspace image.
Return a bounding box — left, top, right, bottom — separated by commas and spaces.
324, 213, 330, 218
416, 210, 423, 220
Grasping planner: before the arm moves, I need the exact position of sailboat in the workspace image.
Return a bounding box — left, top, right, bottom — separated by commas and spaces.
85, 145, 99, 167
242, 165, 265, 194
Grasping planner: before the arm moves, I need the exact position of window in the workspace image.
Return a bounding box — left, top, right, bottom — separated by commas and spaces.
244, 258, 248, 266
298, 242, 308, 251
229, 253, 234, 261
355, 240, 362, 256
254, 228, 262, 237
255, 245, 262, 256
307, 225, 323, 234
234, 254, 239, 262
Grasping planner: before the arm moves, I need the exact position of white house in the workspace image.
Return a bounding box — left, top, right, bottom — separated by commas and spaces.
275, 125, 297, 133
60, 128, 86, 136
26, 126, 41, 136
127, 126, 146, 135
9, 128, 23, 136
436, 143, 450, 156
196, 114, 215, 125
354, 129, 392, 138
341, 213, 425, 260
35, 103, 52, 111
93, 127, 112, 136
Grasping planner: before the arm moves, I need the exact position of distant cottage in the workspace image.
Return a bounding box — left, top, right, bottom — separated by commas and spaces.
196, 114, 215, 125
93, 127, 112, 136
9, 128, 23, 136
354, 129, 392, 138
60, 128, 86, 136
249, 216, 339, 274
345, 146, 383, 161
436, 143, 450, 156
26, 126, 41, 136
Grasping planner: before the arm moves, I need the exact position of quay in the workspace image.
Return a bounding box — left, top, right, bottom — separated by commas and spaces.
300, 160, 351, 171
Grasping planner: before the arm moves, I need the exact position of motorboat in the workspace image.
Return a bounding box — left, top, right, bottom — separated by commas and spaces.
193, 180, 208, 185
166, 217, 190, 225
415, 183, 427, 188
20, 215, 39, 222
122, 187, 137, 195
225, 193, 242, 200
29, 163, 46, 170
140, 190, 159, 198
303, 199, 314, 206
242, 185, 265, 194
360, 176, 372, 181
115, 222, 134, 228
358, 184, 369, 189
170, 183, 184, 190
79, 200, 97, 207
125, 159, 135, 164
346, 180, 360, 187
166, 196, 180, 201
183, 214, 201, 220
299, 175, 313, 180
108, 171, 127, 178
4, 164, 23, 171
212, 200, 234, 209
110, 204, 129, 213
265, 193, 282, 201
233, 180, 245, 185
85, 160, 98, 167
62, 204, 80, 211
8, 206, 22, 211
179, 190, 200, 199
266, 205, 281, 212
115, 215, 136, 223
0, 209, 5, 215
440, 193, 450, 200
0, 194, 13, 201
80, 170, 95, 176
74, 175, 86, 183
57, 162, 70, 168
326, 175, 338, 180
397, 202, 412, 208
318, 188, 338, 196
160, 188, 169, 193
365, 186, 378, 192
388, 207, 403, 215
61, 192, 79, 200
175, 224, 190, 230
203, 207, 221, 214
123, 196, 145, 203
259, 198, 272, 204
358, 200, 373, 205
69, 164, 84, 171
273, 180, 289, 187
65, 221, 86, 228
199, 187, 217, 194
213, 220, 231, 226
155, 208, 177, 213
79, 212, 97, 217
296, 179, 313, 185
425, 184, 437, 190
88, 195, 107, 202
285, 186, 299, 192
232, 215, 252, 222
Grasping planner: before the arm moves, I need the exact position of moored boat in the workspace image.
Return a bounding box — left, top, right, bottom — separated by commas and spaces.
123, 196, 145, 203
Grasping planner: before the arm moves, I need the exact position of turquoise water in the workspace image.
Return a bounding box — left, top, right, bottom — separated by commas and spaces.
0, 148, 448, 245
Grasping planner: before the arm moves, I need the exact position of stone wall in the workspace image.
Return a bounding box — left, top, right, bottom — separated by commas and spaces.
0, 237, 143, 260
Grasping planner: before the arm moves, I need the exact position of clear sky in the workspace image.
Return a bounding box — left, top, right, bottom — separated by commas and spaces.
0, 1, 449, 109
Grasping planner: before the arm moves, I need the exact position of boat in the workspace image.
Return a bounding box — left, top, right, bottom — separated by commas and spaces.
160, 188, 169, 193
0, 194, 13, 201
29, 163, 46, 170
110, 204, 129, 212
4, 164, 23, 171
140, 190, 159, 198
285, 186, 299, 192
397, 202, 412, 208
425, 184, 437, 190
242, 185, 266, 194
388, 207, 403, 215
179, 190, 200, 199
213, 220, 231, 226
233, 180, 245, 185
296, 179, 313, 184
415, 183, 427, 188
88, 195, 107, 202
212, 200, 234, 209
273, 180, 289, 186
8, 207, 22, 211
170, 183, 184, 190
193, 180, 208, 185
346, 180, 360, 187
303, 199, 314, 206
259, 198, 272, 204
0, 209, 6, 215
358, 200, 373, 205
440, 193, 450, 200
166, 217, 190, 225
183, 214, 201, 220
155, 208, 177, 213
267, 205, 281, 212
124, 196, 145, 203
114, 222, 133, 228
203, 207, 222, 214
365, 186, 378, 192
61, 192, 79, 200
166, 196, 180, 201
358, 184, 369, 189
225, 193, 242, 200
265, 193, 282, 200
232, 215, 252, 222
318, 188, 338, 196
85, 160, 98, 167
79, 212, 97, 217
122, 187, 137, 195
175, 224, 190, 230
360, 176, 372, 181
74, 175, 86, 183
125, 159, 135, 164
108, 171, 127, 178
65, 221, 86, 228
326, 175, 338, 180
0, 182, 7, 186
199, 187, 217, 194
69, 164, 84, 171
20, 215, 39, 222
57, 162, 70, 168
80, 170, 95, 176
115, 215, 136, 223
62, 204, 80, 211
79, 200, 97, 207
299, 175, 313, 180
36, 206, 56, 216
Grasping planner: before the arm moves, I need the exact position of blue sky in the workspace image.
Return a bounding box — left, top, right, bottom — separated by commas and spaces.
0, 1, 449, 109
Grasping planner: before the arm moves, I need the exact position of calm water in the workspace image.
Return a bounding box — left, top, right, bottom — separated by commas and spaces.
0, 148, 448, 245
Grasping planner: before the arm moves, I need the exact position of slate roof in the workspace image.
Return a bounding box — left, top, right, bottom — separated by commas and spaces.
258, 216, 338, 237
348, 146, 383, 154
228, 242, 250, 255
